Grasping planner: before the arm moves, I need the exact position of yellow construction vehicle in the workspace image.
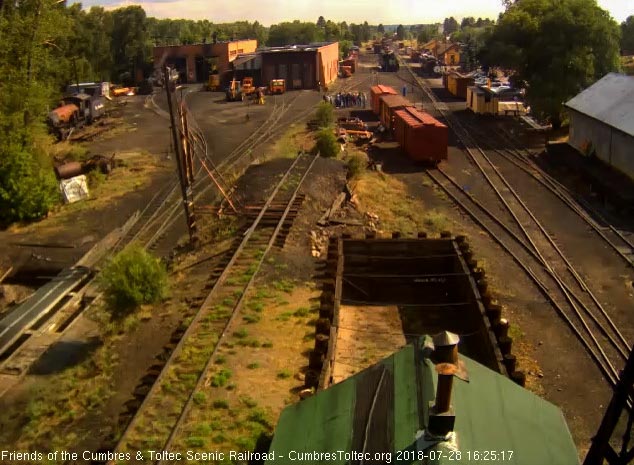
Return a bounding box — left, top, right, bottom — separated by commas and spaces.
207, 73, 220, 91
225, 78, 242, 101
269, 79, 286, 94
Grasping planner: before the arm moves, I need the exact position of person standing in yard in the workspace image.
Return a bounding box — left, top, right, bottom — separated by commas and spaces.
402, 85, 407, 97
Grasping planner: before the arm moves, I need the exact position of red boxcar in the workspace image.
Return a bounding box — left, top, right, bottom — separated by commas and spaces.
394, 107, 448, 164
379, 94, 413, 131
370, 85, 397, 115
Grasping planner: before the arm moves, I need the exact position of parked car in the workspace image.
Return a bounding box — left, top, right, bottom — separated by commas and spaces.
494, 87, 524, 101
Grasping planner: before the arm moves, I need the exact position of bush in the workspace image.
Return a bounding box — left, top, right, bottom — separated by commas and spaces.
87, 169, 106, 188
100, 246, 168, 316
314, 101, 334, 128
0, 139, 59, 227
346, 153, 367, 179
315, 128, 339, 158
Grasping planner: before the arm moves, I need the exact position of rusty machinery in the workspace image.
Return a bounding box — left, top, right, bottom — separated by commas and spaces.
47, 93, 105, 141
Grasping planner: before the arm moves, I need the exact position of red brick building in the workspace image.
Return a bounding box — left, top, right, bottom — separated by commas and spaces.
153, 39, 258, 84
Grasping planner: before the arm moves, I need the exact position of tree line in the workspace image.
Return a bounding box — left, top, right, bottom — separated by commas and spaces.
0, 0, 631, 225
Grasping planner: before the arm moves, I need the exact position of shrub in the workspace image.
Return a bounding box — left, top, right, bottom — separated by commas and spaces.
315, 128, 339, 158
0, 139, 59, 227
314, 101, 334, 128
210, 369, 232, 387
87, 169, 106, 188
346, 153, 367, 180
100, 246, 168, 316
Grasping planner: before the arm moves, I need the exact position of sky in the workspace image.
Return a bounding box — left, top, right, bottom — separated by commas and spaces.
69, 0, 632, 25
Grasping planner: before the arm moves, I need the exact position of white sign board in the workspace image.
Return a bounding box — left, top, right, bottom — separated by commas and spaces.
60, 175, 89, 204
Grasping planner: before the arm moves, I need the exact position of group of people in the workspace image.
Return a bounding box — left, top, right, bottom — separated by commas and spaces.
323, 91, 367, 109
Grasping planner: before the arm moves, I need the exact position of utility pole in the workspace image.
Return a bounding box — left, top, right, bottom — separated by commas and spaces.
164, 66, 197, 244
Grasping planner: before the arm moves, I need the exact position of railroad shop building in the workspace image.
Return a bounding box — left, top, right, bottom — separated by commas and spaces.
258, 42, 339, 90
152, 39, 258, 84
565, 73, 634, 181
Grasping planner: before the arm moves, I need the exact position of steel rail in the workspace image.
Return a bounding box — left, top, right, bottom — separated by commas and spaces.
158, 152, 319, 461
112, 153, 317, 462
398, 58, 626, 386
427, 169, 619, 386
458, 118, 632, 352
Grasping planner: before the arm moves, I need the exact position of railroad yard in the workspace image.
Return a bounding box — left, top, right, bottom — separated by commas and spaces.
1, 9, 634, 465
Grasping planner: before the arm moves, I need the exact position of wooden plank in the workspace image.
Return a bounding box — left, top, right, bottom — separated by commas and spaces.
0, 267, 13, 285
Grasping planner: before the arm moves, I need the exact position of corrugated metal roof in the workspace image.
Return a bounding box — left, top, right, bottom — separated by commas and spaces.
267, 337, 579, 465
380, 94, 413, 109
232, 54, 258, 67
395, 107, 447, 128
371, 85, 397, 95
565, 73, 634, 137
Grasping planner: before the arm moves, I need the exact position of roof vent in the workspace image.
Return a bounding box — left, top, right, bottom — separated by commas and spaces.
427, 331, 460, 438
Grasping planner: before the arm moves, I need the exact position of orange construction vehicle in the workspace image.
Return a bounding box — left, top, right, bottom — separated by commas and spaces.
269, 79, 286, 94
241, 77, 256, 98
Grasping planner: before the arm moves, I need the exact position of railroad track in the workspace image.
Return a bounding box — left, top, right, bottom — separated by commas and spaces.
121, 91, 304, 256
460, 117, 634, 268
398, 58, 631, 388
111, 152, 319, 463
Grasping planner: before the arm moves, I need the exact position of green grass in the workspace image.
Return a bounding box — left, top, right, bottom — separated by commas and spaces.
272, 279, 294, 293
255, 288, 274, 299
246, 362, 260, 370
233, 328, 249, 339
210, 369, 232, 387
241, 396, 258, 408
236, 338, 260, 348
276, 312, 292, 321
221, 298, 234, 307
186, 436, 205, 448
212, 399, 230, 409
193, 392, 206, 405
248, 301, 265, 312
293, 307, 310, 317
247, 408, 271, 427
276, 369, 292, 380
243, 314, 261, 324
214, 356, 226, 365
423, 210, 449, 232
212, 433, 228, 444
261, 341, 273, 348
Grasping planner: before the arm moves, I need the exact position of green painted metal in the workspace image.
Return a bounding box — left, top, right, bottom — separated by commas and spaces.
393, 344, 420, 453
267, 337, 579, 465
268, 375, 356, 464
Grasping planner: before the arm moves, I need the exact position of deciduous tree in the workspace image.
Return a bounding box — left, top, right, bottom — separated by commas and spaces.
481, 0, 620, 127
622, 15, 634, 53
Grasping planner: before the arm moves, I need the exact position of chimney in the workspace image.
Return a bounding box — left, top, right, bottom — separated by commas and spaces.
432, 330, 459, 364
427, 331, 460, 438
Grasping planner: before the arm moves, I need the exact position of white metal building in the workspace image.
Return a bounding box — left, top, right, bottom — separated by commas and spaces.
565, 73, 634, 181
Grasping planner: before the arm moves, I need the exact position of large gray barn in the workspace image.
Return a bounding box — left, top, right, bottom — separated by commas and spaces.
565, 73, 634, 181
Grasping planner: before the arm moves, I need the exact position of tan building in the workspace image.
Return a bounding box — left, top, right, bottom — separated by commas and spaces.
437, 43, 461, 66
153, 39, 258, 84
